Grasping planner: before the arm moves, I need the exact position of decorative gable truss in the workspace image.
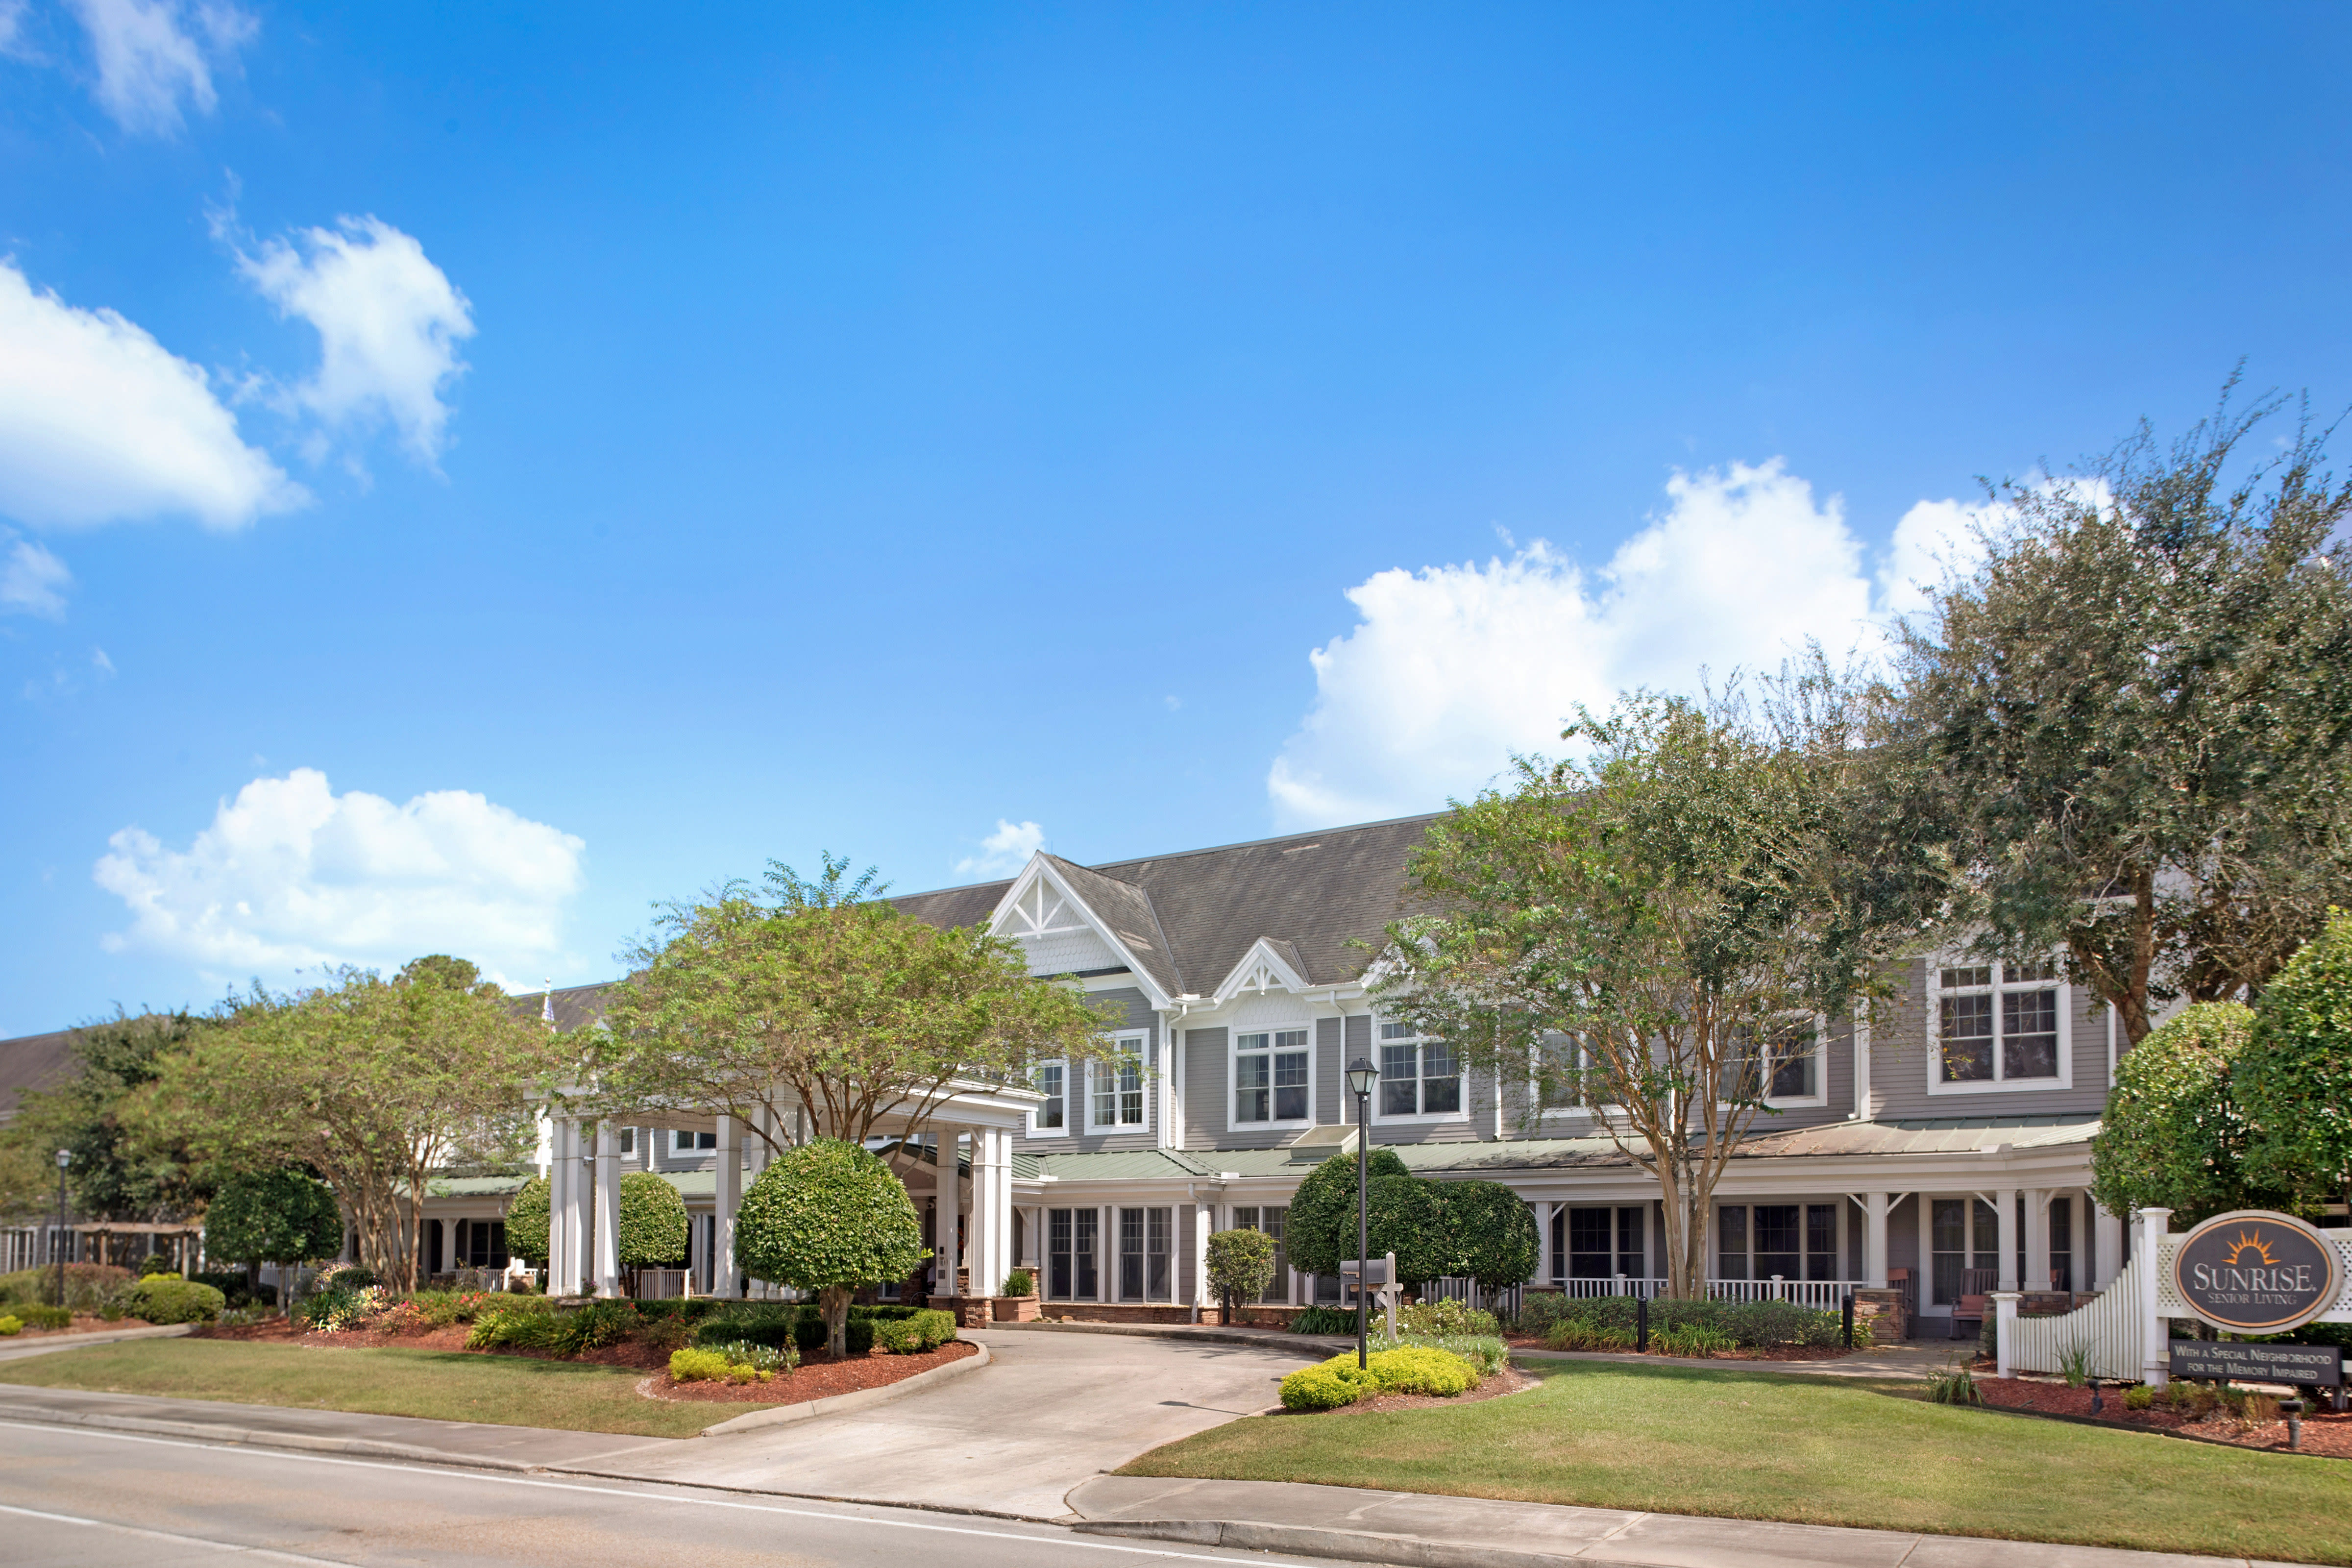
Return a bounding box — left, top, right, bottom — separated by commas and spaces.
1211, 937, 1313, 1003
988, 858, 1171, 1004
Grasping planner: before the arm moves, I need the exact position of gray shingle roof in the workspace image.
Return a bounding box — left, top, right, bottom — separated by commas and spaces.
0, 1027, 80, 1125
894, 812, 1443, 992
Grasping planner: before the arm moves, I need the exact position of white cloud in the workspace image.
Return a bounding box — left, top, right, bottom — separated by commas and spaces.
95, 767, 587, 981
237, 217, 474, 464
0, 1, 30, 55
68, 0, 254, 136
956, 819, 1045, 879
0, 259, 304, 533
0, 531, 69, 617
1269, 459, 1930, 829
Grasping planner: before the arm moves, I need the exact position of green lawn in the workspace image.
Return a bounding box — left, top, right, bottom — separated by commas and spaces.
1121, 1361, 2352, 1565
0, 1339, 762, 1438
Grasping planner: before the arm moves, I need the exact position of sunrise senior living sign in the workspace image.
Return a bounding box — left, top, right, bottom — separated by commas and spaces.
2170, 1210, 2345, 1334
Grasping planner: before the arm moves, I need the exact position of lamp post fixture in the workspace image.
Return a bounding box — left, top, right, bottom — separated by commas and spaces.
53, 1149, 71, 1312
1344, 1055, 1378, 1370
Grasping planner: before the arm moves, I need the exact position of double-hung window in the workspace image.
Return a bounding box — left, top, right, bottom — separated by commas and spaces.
1722, 1020, 1822, 1105
1031, 1061, 1067, 1134
1378, 1020, 1462, 1118
1117, 1206, 1172, 1300
1234, 1029, 1310, 1124
1231, 1205, 1290, 1302
671, 1129, 717, 1154
1089, 1035, 1148, 1132
1935, 962, 2065, 1089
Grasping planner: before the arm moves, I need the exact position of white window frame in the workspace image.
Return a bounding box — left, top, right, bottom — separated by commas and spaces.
1087, 1033, 1152, 1134
1227, 1023, 1314, 1130
617, 1127, 637, 1158
1029, 1059, 1069, 1138
1372, 1018, 1468, 1124
1926, 959, 2073, 1096
671, 1128, 717, 1154
1739, 1014, 1829, 1111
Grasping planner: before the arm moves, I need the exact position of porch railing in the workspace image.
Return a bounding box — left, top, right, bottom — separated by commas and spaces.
1548, 1274, 1866, 1311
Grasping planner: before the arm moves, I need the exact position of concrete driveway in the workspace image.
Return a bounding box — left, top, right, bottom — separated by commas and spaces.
603, 1326, 1319, 1519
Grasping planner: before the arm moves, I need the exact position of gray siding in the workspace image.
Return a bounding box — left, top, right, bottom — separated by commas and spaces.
1183, 1027, 1228, 1147
1315, 1016, 1343, 1125
1869, 958, 2112, 1121
1748, 1018, 1858, 1135
1013, 988, 1161, 1155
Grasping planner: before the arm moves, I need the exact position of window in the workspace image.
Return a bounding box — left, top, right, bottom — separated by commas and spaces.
1232, 1205, 1290, 1302
1930, 1197, 2000, 1305
1118, 1206, 1173, 1300
460, 1219, 507, 1269
1718, 1204, 1748, 1281
1235, 1029, 1310, 1123
616, 1127, 637, 1157
1378, 1020, 1463, 1118
671, 1128, 717, 1153
1719, 1203, 1839, 1282
1032, 1062, 1066, 1133
1556, 1206, 1644, 1280
1723, 1021, 1821, 1104
1090, 1036, 1148, 1131
2049, 1195, 2074, 1292
1048, 1207, 1098, 1300
1935, 962, 2065, 1088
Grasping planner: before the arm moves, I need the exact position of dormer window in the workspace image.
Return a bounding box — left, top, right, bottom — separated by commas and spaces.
1234, 1029, 1310, 1124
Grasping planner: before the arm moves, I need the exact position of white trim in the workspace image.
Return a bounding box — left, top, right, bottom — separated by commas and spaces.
1371, 1016, 1470, 1125
1086, 1032, 1153, 1134
1925, 958, 2074, 1097
1850, 1009, 1872, 1121
985, 856, 1174, 1007
1757, 1014, 1831, 1111
1211, 937, 1312, 1004
1227, 1021, 1315, 1131
1028, 1058, 1070, 1138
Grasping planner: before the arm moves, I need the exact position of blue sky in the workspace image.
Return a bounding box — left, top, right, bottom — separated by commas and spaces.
3, 3, 2349, 1035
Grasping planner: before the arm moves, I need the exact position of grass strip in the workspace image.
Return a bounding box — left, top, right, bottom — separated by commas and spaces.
0, 1338, 755, 1439
1119, 1360, 2352, 1565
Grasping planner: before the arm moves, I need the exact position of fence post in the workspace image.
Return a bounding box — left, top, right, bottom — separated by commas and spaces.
1992, 1291, 2021, 1378
1637, 1294, 1649, 1353
2136, 1208, 2173, 1389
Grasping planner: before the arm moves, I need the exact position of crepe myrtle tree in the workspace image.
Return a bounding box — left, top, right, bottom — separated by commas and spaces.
734, 1138, 927, 1355
589, 855, 1123, 1159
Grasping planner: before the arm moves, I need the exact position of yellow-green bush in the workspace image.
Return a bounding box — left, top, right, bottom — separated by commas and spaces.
669, 1347, 732, 1382
0, 1316, 20, 1336
1280, 1360, 1378, 1410
1280, 1345, 1481, 1410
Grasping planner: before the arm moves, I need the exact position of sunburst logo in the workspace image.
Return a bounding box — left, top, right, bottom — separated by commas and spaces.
2225, 1230, 2278, 1267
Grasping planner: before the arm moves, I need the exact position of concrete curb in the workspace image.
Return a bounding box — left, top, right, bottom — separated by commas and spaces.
0, 1322, 193, 1361
697, 1341, 991, 1435
1073, 1517, 1607, 1568
983, 1321, 1340, 1354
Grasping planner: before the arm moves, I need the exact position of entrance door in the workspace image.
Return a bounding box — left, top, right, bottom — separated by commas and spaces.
1930, 1198, 1999, 1306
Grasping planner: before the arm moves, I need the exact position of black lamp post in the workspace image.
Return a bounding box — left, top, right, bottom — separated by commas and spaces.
53, 1149, 71, 1311
1344, 1055, 1378, 1370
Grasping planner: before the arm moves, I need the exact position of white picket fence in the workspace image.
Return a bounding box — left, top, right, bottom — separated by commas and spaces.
2006, 1258, 2144, 1381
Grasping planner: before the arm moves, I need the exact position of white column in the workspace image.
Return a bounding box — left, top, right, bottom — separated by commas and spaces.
713, 1115, 741, 1300
2137, 1207, 2173, 1388
969, 1127, 996, 1299
593, 1121, 621, 1298
1862, 1192, 1890, 1289
1995, 1187, 2020, 1293
1191, 1200, 1212, 1321
552, 1117, 582, 1295
545, 1118, 568, 1291
934, 1126, 961, 1301
1991, 1291, 2021, 1378
1534, 1201, 1555, 1288
2093, 1198, 2124, 1290
988, 1127, 1013, 1298
2022, 1188, 2048, 1293
1851, 1015, 1873, 1121
1102, 1203, 1118, 1303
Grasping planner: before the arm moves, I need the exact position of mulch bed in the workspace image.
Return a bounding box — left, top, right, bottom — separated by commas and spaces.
1972, 1375, 2352, 1458
187, 1315, 981, 1407
1299, 1366, 1542, 1417
644, 1339, 980, 1403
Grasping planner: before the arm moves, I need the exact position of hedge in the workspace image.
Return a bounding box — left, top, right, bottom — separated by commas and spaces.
1515, 1292, 1853, 1348
127, 1276, 226, 1324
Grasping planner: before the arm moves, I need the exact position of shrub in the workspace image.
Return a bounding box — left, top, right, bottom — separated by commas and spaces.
634, 1298, 723, 1324
1547, 1320, 1636, 1352
1366, 1344, 1477, 1396
1289, 1305, 1357, 1335
505, 1176, 552, 1267
0, 1316, 19, 1336
1280, 1361, 1377, 1411
16, 1304, 69, 1330
618, 1172, 689, 1269
2124, 1383, 2155, 1410
1397, 1298, 1498, 1338
464, 1296, 556, 1349
139, 1254, 171, 1276
1442, 1180, 1539, 1295
871, 1309, 957, 1354
1001, 1267, 1034, 1297
2241, 910, 2352, 1216
710, 1339, 798, 1378
1379, 1331, 1508, 1377
1654, 1323, 1735, 1358
669, 1347, 732, 1382
1206, 1229, 1278, 1312
192, 1272, 277, 1311
127, 1277, 226, 1324
0, 1263, 132, 1312
1514, 1294, 1848, 1350
734, 1139, 927, 1356
1286, 1148, 1412, 1277
204, 1169, 343, 1280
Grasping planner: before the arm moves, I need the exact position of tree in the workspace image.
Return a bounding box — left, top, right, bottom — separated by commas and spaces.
1884, 379, 2352, 1044
204, 1168, 343, 1294
505, 1176, 551, 1267
1205, 1228, 1276, 1320
2090, 1004, 2271, 1226
1365, 1172, 1456, 1288
1441, 1180, 1539, 1298
734, 1137, 927, 1355
591, 855, 1120, 1153
147, 956, 565, 1291
2240, 909, 2352, 1218
1287, 1148, 1410, 1278
1378, 691, 1893, 1297
617, 1172, 689, 1285
0, 1010, 214, 1224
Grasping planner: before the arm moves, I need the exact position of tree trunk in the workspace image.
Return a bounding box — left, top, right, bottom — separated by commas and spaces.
820, 1283, 855, 1357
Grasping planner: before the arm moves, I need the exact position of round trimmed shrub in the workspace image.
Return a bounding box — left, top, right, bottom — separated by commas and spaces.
734, 1138, 927, 1356
1365, 1344, 1476, 1396
127, 1277, 226, 1324
1441, 1180, 1538, 1293
2242, 911, 2352, 1216
205, 1168, 344, 1274
617, 1171, 689, 1268
1286, 1149, 1410, 1277
505, 1176, 551, 1267
1365, 1171, 1455, 1287
2092, 1003, 2270, 1224
1280, 1360, 1375, 1411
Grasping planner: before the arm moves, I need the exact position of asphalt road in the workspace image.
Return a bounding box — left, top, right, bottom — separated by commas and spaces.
0, 1419, 1352, 1568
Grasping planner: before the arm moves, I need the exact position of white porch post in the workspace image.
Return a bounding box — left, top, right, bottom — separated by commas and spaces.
545, 1118, 568, 1292
2022, 1188, 2048, 1293
1191, 1198, 1212, 1322
555, 1116, 586, 1295
934, 1126, 961, 1302
989, 1128, 1013, 1297
593, 1121, 621, 1298
2092, 1198, 2124, 1290
713, 1115, 741, 1300
2137, 1207, 2173, 1388
1534, 1201, 1555, 1288
1994, 1187, 2020, 1293
1862, 1192, 1890, 1289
